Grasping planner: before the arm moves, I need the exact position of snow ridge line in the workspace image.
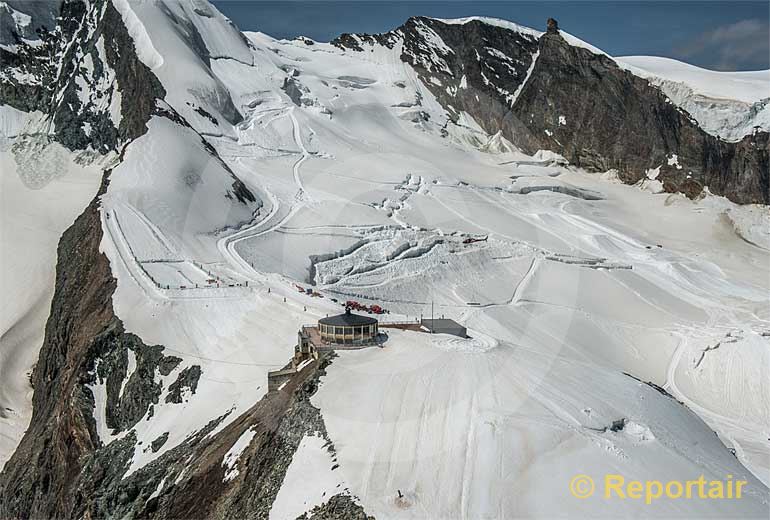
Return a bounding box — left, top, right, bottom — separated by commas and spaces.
112, 0, 164, 70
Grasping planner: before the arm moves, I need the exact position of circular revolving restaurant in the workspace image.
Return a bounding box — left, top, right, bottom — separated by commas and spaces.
318, 308, 379, 345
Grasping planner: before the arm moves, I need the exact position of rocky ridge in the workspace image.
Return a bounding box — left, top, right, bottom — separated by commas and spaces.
1, 2, 767, 518
334, 16, 769, 204
0, 1, 352, 518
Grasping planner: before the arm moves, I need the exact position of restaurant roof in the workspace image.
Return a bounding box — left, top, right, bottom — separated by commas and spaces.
319, 309, 378, 326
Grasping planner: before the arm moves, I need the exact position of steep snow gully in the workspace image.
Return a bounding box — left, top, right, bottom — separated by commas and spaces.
1, 1, 769, 518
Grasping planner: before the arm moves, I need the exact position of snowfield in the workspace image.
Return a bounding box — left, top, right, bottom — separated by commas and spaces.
1, 3, 769, 517
0, 137, 106, 469
312, 330, 768, 518
618, 56, 769, 105
618, 56, 770, 141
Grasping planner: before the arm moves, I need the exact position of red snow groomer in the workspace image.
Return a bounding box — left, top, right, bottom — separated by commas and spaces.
345, 300, 364, 311
345, 300, 387, 314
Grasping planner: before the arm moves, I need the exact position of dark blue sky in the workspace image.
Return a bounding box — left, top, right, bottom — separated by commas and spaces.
213, 1, 769, 71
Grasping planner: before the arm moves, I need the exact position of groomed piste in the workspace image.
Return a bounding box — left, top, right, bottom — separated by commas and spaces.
1, 1, 768, 518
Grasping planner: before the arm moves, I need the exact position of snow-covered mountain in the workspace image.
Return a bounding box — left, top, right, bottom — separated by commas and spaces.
1, 1, 769, 518
618, 56, 770, 142
334, 15, 769, 204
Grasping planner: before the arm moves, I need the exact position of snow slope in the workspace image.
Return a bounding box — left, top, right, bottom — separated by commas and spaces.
112, 20, 770, 513
113, 0, 253, 137
270, 434, 347, 519
2, 4, 769, 516
618, 56, 770, 140
618, 56, 769, 104
0, 140, 105, 470
313, 330, 768, 518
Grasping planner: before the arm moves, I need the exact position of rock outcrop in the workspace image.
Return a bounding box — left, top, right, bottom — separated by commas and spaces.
509, 25, 769, 204
0, 0, 166, 153
335, 16, 769, 204
1, 9, 363, 516
0, 174, 135, 518
2, 3, 766, 517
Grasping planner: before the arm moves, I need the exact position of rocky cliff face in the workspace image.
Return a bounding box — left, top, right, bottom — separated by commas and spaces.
0, 1, 172, 511
0, 2, 62, 114
1, 3, 766, 518
0, 0, 165, 153
639, 76, 770, 143
0, 1, 59, 47
0, 2, 364, 517
335, 16, 769, 204
0, 177, 177, 518
509, 28, 769, 204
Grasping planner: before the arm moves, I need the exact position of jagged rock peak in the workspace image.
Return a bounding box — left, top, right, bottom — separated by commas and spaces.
547, 18, 559, 34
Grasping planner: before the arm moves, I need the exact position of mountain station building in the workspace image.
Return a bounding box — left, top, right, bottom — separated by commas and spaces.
318, 308, 379, 345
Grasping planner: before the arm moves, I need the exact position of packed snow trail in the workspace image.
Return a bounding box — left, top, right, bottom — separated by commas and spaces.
23, 13, 767, 513
217, 106, 313, 283
663, 328, 770, 482
101, 209, 165, 300
289, 107, 311, 201
217, 188, 284, 282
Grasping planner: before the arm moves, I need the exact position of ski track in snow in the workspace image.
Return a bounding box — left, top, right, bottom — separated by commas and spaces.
665, 330, 769, 472
3, 6, 770, 515
217, 106, 313, 283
